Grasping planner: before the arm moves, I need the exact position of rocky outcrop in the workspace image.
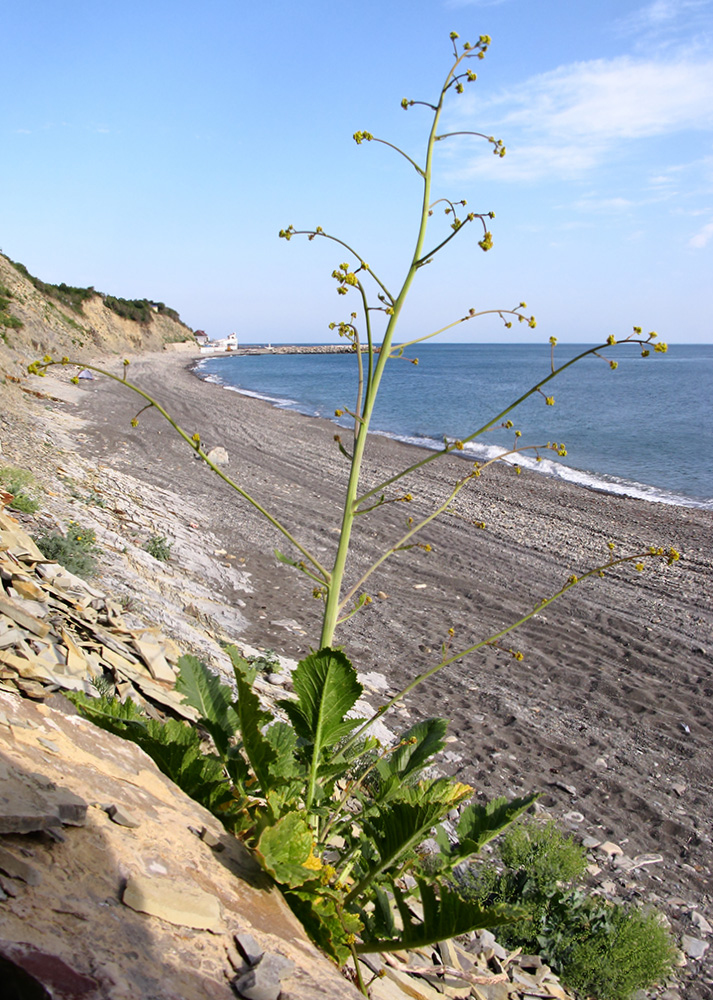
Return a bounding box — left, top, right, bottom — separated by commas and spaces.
0, 690, 361, 1000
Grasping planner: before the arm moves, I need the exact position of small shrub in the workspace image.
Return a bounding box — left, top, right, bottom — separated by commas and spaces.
460, 819, 676, 1000
144, 534, 172, 561
0, 466, 41, 513
35, 522, 98, 578
248, 648, 281, 674
541, 891, 677, 1000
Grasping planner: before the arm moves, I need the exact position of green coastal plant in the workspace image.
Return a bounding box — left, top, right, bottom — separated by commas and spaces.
69, 646, 537, 973
144, 533, 173, 561
32, 32, 678, 980
461, 818, 676, 999
248, 648, 282, 674
35, 521, 98, 578
0, 282, 23, 335
0, 465, 41, 513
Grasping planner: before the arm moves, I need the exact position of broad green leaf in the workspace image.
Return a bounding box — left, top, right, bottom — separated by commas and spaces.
453, 793, 539, 861
375, 718, 448, 800
347, 779, 472, 902
224, 644, 257, 685
255, 813, 320, 888
175, 654, 238, 756
67, 694, 236, 820
66, 690, 145, 722
264, 721, 303, 780
232, 658, 278, 794
278, 647, 364, 757
356, 879, 527, 953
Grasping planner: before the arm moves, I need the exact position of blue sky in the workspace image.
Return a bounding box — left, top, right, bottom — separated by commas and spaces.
3, 0, 712, 343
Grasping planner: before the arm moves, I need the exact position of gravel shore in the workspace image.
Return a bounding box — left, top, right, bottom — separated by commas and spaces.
66, 349, 713, 921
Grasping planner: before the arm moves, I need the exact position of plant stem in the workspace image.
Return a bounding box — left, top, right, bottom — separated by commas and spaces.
319, 55, 460, 648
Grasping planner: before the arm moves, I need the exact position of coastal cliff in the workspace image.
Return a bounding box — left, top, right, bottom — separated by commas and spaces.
0, 252, 195, 375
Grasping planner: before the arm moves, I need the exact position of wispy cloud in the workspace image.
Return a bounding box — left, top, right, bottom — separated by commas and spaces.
448, 54, 713, 181
689, 218, 713, 246
614, 0, 712, 40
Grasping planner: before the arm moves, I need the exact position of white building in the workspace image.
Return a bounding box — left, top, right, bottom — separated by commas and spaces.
199, 332, 238, 353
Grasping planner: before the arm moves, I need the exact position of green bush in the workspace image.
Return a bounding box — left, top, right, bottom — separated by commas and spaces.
248, 648, 282, 673
103, 295, 154, 324
144, 534, 172, 561
541, 891, 677, 1000
461, 819, 676, 1000
11, 261, 94, 314
0, 466, 41, 513
35, 522, 98, 578
102, 296, 183, 325
0, 284, 23, 332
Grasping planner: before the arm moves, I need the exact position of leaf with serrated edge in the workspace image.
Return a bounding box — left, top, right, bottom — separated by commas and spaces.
346, 780, 471, 902
376, 717, 448, 798
232, 657, 278, 794
356, 879, 526, 953
278, 648, 363, 750
453, 792, 539, 860
175, 654, 237, 756
255, 813, 320, 888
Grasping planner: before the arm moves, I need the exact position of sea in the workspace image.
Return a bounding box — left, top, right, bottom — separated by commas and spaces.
195, 343, 713, 510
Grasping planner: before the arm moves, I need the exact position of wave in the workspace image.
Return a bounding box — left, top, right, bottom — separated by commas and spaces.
193, 366, 712, 511
193, 368, 299, 409
374, 429, 713, 510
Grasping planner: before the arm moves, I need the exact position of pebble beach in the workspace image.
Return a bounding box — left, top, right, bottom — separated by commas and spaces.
65, 349, 713, 910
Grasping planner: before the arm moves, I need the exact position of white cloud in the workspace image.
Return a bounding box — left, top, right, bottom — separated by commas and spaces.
615, 0, 711, 38
447, 54, 713, 181
689, 218, 713, 246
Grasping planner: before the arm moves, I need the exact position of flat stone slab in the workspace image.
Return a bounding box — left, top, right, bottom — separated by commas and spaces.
123, 874, 224, 932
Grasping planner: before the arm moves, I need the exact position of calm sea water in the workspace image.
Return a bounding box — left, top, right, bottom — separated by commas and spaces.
196, 343, 713, 509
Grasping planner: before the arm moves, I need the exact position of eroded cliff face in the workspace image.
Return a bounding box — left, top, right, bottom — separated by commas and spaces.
0, 253, 195, 375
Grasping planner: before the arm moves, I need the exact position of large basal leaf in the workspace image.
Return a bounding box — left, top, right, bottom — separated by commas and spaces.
68, 694, 236, 819
255, 813, 320, 888
347, 780, 472, 902
264, 721, 303, 780
277, 648, 364, 757
356, 879, 527, 953
232, 660, 278, 794
453, 792, 539, 861
175, 654, 238, 756
375, 718, 448, 799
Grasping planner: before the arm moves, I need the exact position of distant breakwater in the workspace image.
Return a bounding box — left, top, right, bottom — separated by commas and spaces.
234, 344, 364, 356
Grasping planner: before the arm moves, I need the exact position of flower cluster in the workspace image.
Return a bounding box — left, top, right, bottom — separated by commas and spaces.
330, 263, 361, 296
